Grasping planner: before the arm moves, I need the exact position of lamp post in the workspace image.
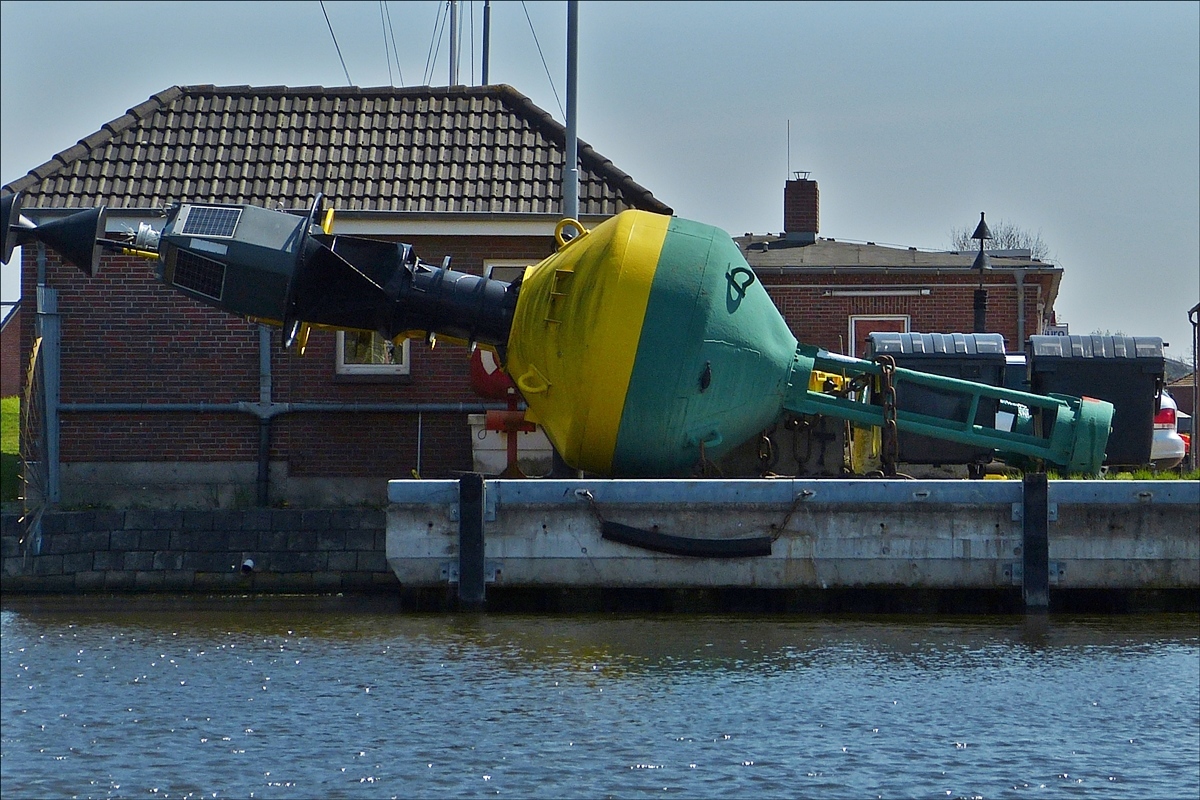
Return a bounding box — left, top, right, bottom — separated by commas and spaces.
1190, 302, 1198, 471
971, 212, 992, 333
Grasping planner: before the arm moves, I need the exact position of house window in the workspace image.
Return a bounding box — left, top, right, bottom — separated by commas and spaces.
335, 330, 410, 375
331, 261, 529, 376
849, 315, 909, 358
484, 260, 531, 284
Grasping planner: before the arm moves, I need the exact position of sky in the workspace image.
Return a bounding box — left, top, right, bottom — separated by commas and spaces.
2, 0, 1198, 359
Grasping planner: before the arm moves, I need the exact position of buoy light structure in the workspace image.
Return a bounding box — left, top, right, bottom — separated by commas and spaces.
0, 191, 1114, 476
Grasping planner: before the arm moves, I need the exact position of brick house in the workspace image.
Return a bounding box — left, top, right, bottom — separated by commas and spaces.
738, 177, 1062, 358
3, 84, 670, 508
4, 86, 1065, 507
0, 305, 19, 397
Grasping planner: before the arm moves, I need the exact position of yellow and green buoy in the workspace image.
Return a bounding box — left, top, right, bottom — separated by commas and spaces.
504, 210, 1112, 476
3, 188, 1109, 477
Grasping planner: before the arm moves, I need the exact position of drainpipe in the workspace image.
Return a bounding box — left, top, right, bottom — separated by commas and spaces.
56, 400, 507, 503
35, 243, 61, 505
58, 402, 506, 415
1015, 270, 1025, 350
257, 324, 273, 506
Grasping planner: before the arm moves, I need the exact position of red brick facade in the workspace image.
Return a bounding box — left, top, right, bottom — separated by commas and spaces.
762, 271, 1054, 357
1, 306, 20, 397
19, 231, 559, 484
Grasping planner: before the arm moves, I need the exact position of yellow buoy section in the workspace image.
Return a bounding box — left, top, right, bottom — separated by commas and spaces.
505, 211, 671, 474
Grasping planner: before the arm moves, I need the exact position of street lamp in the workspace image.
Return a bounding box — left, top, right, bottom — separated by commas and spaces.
1190, 302, 1198, 471
971, 212, 992, 333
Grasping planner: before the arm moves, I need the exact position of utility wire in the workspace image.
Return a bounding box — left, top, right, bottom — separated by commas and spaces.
423, 1, 449, 85
321, 0, 353, 85
469, 0, 476, 85
380, 1, 393, 85
520, 0, 565, 119
384, 1, 405, 85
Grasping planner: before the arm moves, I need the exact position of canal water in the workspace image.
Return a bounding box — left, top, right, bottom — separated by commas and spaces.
2, 596, 1197, 799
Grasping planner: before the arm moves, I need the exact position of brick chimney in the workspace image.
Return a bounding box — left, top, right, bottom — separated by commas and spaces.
784, 176, 819, 243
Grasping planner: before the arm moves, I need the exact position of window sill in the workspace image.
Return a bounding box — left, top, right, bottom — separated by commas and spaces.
333, 372, 414, 385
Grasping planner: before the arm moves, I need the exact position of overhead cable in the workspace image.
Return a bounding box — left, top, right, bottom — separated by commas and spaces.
320, 0, 353, 85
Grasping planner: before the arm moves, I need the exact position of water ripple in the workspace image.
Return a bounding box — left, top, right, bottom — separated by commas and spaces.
2, 600, 1196, 798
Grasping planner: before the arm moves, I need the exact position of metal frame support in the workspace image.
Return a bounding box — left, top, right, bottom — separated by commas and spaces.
35, 244, 62, 505
458, 473, 487, 610
1022, 472, 1050, 611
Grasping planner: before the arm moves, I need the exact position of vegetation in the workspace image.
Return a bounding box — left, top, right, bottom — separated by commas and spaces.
1, 396, 17, 503
950, 219, 1051, 261
1044, 466, 1199, 481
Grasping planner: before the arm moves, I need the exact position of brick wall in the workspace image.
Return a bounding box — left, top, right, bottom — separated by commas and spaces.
1, 508, 392, 593
761, 271, 1053, 355
1, 306, 20, 397
19, 232, 555, 483
18, 225, 1056, 496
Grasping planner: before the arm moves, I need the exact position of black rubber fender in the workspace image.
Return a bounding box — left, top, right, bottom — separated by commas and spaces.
600, 520, 773, 558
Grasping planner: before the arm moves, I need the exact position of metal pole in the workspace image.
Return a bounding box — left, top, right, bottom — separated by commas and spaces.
35, 244, 61, 505
547, 0, 583, 479
457, 473, 486, 610
256, 325, 273, 506
1022, 472, 1050, 612
973, 288, 988, 334
449, 0, 459, 85
1014, 271, 1025, 349
481, 0, 491, 84
563, 0, 579, 223
1190, 303, 1199, 470
416, 411, 423, 477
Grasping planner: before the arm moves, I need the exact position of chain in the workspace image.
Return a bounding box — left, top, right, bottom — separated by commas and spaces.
574, 488, 604, 524
757, 428, 778, 476
876, 354, 899, 477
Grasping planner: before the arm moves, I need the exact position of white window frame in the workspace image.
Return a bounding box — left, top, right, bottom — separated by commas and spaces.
483, 259, 533, 283
848, 315, 910, 358
331, 261, 531, 376
335, 330, 411, 376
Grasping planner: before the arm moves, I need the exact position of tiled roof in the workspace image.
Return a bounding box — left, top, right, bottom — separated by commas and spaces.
3, 84, 672, 216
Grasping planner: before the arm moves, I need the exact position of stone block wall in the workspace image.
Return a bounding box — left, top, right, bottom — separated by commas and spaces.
0, 508, 394, 593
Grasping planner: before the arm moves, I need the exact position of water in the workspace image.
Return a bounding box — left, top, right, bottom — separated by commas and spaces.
2, 596, 1197, 799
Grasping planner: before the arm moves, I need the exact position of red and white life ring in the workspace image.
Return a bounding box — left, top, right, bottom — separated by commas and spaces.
469, 347, 516, 399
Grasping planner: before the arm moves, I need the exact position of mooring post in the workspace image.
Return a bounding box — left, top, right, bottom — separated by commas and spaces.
1022, 472, 1050, 612
458, 473, 487, 610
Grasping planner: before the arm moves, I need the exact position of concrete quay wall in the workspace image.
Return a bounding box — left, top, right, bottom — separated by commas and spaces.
1, 508, 393, 593
387, 479, 1200, 599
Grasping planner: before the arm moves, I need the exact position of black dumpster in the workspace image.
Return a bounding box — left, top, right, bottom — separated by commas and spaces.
866, 332, 1007, 467
1027, 334, 1164, 467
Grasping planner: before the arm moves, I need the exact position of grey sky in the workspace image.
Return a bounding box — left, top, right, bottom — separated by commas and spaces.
2, 0, 1198, 358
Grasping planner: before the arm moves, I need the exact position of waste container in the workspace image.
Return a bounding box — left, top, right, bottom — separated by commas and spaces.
1027, 334, 1164, 467
865, 332, 1007, 466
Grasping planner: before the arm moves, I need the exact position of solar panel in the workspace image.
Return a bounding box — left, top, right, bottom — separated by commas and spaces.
172, 250, 226, 301
179, 205, 241, 237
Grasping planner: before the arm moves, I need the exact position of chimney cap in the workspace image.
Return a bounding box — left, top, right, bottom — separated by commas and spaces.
971, 211, 992, 242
